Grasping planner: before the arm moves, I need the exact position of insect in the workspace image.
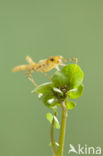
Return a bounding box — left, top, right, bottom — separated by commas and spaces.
12, 56, 78, 88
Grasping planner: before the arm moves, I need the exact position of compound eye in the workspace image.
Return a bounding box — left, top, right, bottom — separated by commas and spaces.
50, 58, 54, 61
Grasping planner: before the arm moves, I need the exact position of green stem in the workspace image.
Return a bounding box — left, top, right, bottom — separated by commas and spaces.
58, 101, 67, 156
51, 117, 57, 156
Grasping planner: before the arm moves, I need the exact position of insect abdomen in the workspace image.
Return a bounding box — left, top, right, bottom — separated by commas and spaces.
12, 65, 32, 72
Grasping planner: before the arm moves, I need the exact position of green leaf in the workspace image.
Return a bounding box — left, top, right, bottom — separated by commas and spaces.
50, 106, 58, 112
67, 101, 76, 109
46, 113, 60, 129
62, 64, 84, 89
34, 82, 53, 94
46, 113, 53, 124
42, 95, 59, 108
34, 82, 59, 108
67, 84, 84, 99
52, 71, 69, 88
54, 116, 60, 129
52, 64, 84, 91
52, 87, 63, 96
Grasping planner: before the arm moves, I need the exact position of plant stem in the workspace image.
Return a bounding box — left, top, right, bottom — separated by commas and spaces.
58, 101, 67, 156
51, 117, 57, 156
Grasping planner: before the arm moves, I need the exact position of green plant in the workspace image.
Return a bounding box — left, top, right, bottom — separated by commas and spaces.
33, 63, 84, 156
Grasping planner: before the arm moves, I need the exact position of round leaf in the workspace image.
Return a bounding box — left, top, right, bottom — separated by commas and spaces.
52, 71, 69, 88
34, 82, 53, 94
35, 82, 59, 108
67, 101, 76, 109
62, 64, 84, 88
46, 113, 53, 123
67, 84, 84, 99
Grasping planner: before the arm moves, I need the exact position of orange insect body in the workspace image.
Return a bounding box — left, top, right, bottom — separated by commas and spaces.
12, 56, 78, 88
12, 56, 64, 73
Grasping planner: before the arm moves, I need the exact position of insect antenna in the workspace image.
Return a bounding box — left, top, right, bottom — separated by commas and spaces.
62, 57, 78, 64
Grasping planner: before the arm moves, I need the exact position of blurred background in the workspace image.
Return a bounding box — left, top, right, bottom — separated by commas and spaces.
0, 0, 103, 156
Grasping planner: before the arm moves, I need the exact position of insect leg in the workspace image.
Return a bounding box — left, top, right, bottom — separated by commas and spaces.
26, 56, 36, 65
28, 74, 38, 88
25, 71, 38, 88
25, 71, 31, 78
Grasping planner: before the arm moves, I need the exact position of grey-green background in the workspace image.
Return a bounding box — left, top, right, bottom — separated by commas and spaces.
0, 0, 103, 156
